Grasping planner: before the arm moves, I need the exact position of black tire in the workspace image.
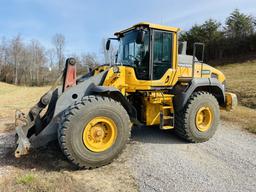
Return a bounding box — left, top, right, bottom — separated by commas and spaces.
175, 91, 220, 143
58, 95, 131, 169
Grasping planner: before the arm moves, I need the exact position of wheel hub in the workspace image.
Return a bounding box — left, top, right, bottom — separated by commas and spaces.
195, 107, 212, 132
83, 117, 117, 152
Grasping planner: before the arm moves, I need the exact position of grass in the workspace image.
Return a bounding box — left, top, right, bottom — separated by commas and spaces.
221, 106, 256, 134
1, 171, 74, 192
217, 60, 256, 133
0, 82, 50, 118
16, 173, 36, 185
216, 60, 256, 109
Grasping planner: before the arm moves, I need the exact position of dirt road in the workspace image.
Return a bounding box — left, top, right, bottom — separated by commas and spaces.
0, 120, 255, 192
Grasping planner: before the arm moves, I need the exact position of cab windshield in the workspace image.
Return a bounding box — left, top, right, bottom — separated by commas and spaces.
117, 30, 150, 79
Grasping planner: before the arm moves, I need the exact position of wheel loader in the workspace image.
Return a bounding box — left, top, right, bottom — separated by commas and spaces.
14, 22, 237, 169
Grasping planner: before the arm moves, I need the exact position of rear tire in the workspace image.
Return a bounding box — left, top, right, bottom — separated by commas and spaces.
175, 91, 220, 143
58, 95, 131, 169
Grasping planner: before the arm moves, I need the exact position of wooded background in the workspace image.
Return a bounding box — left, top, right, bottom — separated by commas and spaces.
0, 9, 255, 86
0, 33, 116, 86
180, 9, 256, 64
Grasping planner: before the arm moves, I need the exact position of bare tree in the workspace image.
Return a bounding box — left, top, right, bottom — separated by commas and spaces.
0, 37, 12, 82
10, 35, 23, 84
2, 37, 9, 67
46, 48, 55, 69
52, 33, 65, 72
81, 53, 99, 71
0, 37, 6, 73
32, 40, 46, 85
0, 35, 53, 85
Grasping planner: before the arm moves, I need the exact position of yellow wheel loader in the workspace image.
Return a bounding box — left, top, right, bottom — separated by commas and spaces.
14, 22, 237, 169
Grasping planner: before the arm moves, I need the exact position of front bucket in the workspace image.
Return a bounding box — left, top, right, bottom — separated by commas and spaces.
14, 86, 60, 157
14, 110, 31, 157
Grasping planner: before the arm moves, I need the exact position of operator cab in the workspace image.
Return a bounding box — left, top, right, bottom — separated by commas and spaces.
107, 22, 180, 81
116, 29, 150, 80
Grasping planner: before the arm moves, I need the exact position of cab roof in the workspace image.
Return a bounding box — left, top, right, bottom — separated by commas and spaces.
114, 22, 180, 36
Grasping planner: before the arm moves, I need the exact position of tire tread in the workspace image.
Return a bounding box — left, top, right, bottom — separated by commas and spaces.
58, 95, 131, 169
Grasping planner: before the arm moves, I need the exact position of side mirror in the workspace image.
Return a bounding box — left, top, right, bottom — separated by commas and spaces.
106, 39, 111, 50
136, 30, 145, 44
115, 52, 118, 63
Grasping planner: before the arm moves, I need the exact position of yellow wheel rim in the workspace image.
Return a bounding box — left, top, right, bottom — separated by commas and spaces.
195, 107, 213, 132
83, 116, 117, 152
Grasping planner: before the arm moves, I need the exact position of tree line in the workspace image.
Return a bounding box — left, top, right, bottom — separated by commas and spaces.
0, 33, 115, 86
180, 9, 256, 64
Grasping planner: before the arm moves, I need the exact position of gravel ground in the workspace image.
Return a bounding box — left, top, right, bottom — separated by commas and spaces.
0, 121, 255, 192
129, 121, 256, 192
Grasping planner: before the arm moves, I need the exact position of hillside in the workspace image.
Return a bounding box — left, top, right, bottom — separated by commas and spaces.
217, 60, 256, 109
217, 60, 256, 133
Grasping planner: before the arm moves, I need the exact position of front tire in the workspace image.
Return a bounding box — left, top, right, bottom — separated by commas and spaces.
175, 91, 220, 143
58, 95, 131, 169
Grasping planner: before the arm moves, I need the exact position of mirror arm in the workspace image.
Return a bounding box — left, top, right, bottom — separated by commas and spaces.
106, 38, 119, 51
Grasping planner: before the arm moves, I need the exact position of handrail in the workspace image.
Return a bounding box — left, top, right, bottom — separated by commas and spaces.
192, 42, 205, 78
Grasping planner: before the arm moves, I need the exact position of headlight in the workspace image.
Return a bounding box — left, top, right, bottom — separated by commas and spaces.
211, 73, 218, 79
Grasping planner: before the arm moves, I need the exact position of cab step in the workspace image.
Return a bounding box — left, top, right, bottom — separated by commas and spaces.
163, 116, 173, 120
162, 106, 172, 109
162, 125, 174, 130
160, 104, 175, 130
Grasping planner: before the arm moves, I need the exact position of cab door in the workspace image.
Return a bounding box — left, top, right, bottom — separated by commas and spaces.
150, 30, 177, 86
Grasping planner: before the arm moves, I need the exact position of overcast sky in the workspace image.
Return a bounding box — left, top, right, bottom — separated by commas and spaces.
0, 0, 255, 60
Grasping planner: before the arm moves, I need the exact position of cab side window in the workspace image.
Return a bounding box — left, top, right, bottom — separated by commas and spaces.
153, 31, 173, 80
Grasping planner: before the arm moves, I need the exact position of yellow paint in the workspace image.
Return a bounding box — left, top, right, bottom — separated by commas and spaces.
103, 64, 225, 93
195, 107, 212, 132
83, 116, 117, 152
98, 22, 235, 129
114, 22, 180, 36
143, 92, 174, 126
144, 102, 161, 125
176, 63, 226, 83
93, 65, 110, 75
